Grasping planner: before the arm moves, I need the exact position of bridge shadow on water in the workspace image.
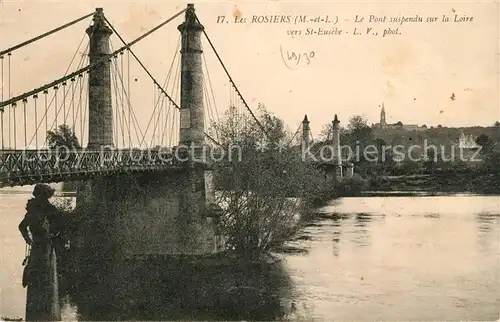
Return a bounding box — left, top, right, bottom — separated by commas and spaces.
60, 252, 294, 321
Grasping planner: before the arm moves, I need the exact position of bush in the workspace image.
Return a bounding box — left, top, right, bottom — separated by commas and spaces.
212, 105, 316, 258
335, 174, 368, 196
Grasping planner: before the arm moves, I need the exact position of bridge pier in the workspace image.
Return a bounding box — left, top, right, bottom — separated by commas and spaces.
102, 170, 216, 256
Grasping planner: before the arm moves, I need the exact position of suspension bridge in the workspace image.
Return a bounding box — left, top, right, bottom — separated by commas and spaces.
0, 3, 351, 257
0, 4, 271, 188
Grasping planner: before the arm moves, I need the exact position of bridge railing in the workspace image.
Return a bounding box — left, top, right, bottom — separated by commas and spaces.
0, 148, 187, 186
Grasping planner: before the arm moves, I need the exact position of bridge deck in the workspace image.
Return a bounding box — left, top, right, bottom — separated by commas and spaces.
0, 149, 210, 187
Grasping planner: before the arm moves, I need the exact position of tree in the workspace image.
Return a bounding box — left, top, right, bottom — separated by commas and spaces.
319, 123, 332, 140
211, 105, 319, 258
482, 144, 500, 173
319, 122, 348, 142
256, 103, 287, 143
373, 138, 386, 162
46, 125, 82, 193
373, 138, 394, 166
474, 134, 497, 172
347, 115, 369, 132
46, 124, 81, 149
423, 147, 440, 172
475, 134, 492, 150
494, 121, 500, 127
345, 115, 373, 163
347, 116, 372, 141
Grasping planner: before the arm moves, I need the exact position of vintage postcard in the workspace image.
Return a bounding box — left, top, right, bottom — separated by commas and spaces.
0, 0, 499, 321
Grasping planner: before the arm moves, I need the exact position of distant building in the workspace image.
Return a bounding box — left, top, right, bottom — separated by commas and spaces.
372, 103, 426, 131
458, 131, 480, 149
454, 131, 480, 162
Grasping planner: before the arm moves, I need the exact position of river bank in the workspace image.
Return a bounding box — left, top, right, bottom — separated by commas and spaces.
368, 172, 500, 194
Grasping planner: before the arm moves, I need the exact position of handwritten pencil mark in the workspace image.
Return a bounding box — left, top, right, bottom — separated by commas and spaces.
280, 45, 315, 70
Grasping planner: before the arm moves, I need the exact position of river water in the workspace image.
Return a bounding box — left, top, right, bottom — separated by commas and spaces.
1, 188, 499, 320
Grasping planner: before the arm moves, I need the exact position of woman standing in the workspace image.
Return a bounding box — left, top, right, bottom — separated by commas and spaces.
19, 183, 62, 321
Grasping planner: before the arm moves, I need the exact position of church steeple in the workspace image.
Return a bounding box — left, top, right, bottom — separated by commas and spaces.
380, 103, 386, 127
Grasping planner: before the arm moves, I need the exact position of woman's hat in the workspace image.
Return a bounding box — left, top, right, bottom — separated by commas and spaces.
32, 183, 55, 199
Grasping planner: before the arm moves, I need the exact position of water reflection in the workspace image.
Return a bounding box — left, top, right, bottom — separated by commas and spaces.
355, 212, 372, 227
475, 213, 500, 262
61, 254, 295, 321
2, 191, 500, 321
279, 196, 500, 321
58, 196, 500, 321
476, 213, 498, 233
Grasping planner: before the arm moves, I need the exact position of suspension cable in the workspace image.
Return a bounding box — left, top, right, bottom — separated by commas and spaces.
54, 86, 58, 128
44, 90, 48, 146
25, 28, 90, 148
1, 55, 3, 149
169, 58, 181, 146
205, 132, 222, 147
71, 78, 76, 130
109, 40, 143, 147
0, 7, 187, 110
103, 16, 181, 110
12, 102, 16, 149
81, 74, 88, 146
111, 51, 145, 147
194, 14, 269, 139
62, 82, 68, 123
108, 17, 218, 146
127, 50, 131, 146
79, 74, 84, 144
120, 52, 125, 147
0, 12, 94, 57
111, 57, 119, 147
150, 85, 164, 147
22, 98, 27, 147
111, 58, 125, 147
8, 53, 11, 148
286, 121, 302, 147
33, 94, 38, 147
200, 41, 219, 140
201, 43, 220, 124
159, 36, 180, 146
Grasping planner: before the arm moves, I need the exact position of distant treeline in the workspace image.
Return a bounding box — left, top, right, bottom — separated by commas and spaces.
372, 126, 500, 149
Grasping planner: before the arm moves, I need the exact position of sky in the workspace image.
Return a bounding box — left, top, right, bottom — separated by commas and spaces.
0, 0, 499, 147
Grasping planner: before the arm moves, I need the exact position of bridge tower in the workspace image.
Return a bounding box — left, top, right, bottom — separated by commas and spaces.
332, 114, 342, 179
302, 115, 310, 159
86, 8, 114, 149
76, 8, 114, 207
178, 4, 205, 152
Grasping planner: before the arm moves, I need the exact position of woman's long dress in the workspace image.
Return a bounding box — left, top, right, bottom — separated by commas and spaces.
19, 198, 62, 321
